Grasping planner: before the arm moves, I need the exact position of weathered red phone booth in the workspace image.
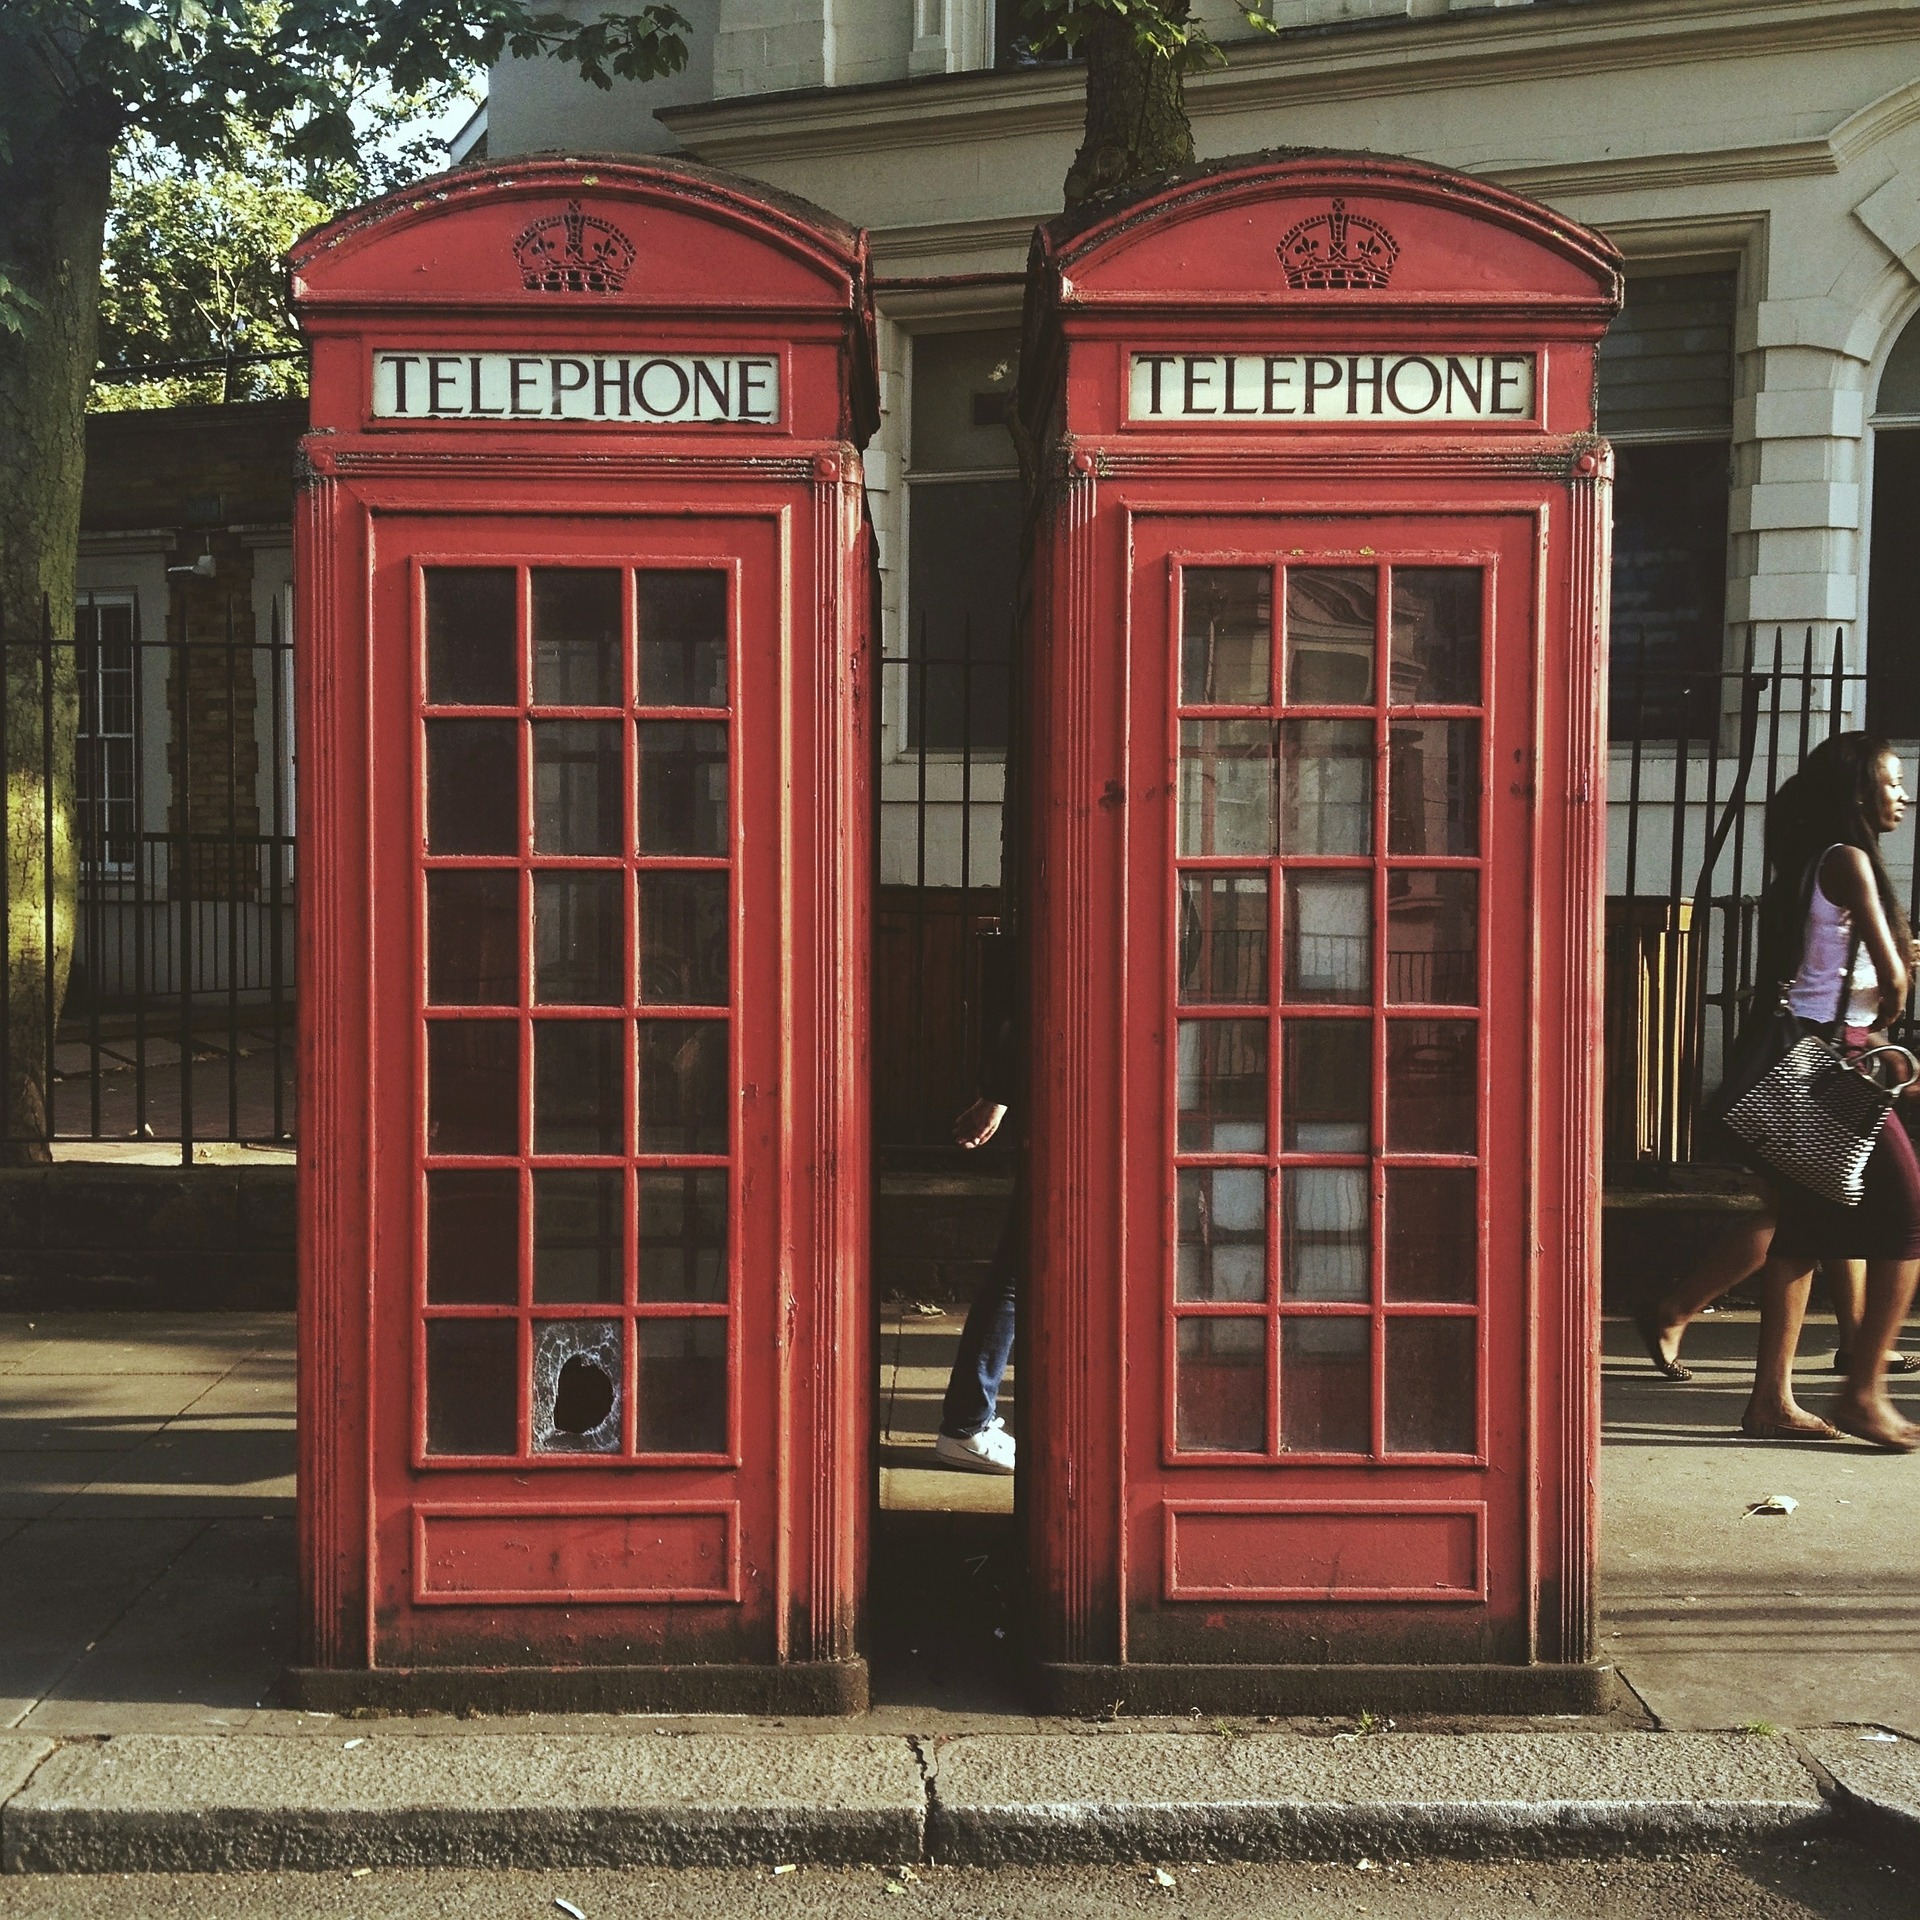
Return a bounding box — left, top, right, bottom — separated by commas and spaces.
1017, 154, 1621, 1713
287, 157, 877, 1712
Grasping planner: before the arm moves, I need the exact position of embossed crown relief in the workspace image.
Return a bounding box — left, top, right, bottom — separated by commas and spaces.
1276, 199, 1399, 292
512, 200, 637, 294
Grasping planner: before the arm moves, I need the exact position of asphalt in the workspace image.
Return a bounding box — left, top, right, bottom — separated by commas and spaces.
4, 1307, 1920, 1875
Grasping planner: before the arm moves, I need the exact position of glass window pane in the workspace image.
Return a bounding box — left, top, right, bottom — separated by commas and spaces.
428, 1020, 519, 1156
639, 1169, 729, 1302
639, 721, 728, 855
425, 1319, 518, 1455
1176, 1167, 1267, 1302
1387, 1167, 1477, 1303
639, 1019, 729, 1153
1391, 568, 1481, 705
640, 871, 729, 1006
427, 720, 517, 854
534, 1169, 625, 1303
1283, 1020, 1369, 1152
1387, 869, 1477, 1006
1175, 1318, 1266, 1452
428, 870, 519, 1006
1178, 873, 1268, 1005
1286, 567, 1376, 704
1387, 1019, 1477, 1153
1282, 1166, 1368, 1301
532, 1319, 622, 1453
639, 571, 727, 707
1386, 1317, 1477, 1454
427, 1169, 519, 1304
533, 1020, 624, 1154
426, 568, 516, 707
1178, 720, 1274, 856
533, 720, 623, 855
638, 1318, 728, 1452
1281, 1317, 1370, 1455
1389, 719, 1480, 855
532, 568, 622, 707
1181, 568, 1271, 706
1176, 1018, 1267, 1152
1284, 872, 1370, 1004
1278, 720, 1372, 854
535, 871, 623, 1006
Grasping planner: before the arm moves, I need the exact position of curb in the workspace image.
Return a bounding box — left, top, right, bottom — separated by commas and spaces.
0, 1728, 1905, 1875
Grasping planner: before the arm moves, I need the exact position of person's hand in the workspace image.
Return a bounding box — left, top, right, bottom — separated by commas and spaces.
953, 1097, 1007, 1149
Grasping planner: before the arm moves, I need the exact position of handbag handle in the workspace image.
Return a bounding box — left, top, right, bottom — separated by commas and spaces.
1849, 1044, 1920, 1092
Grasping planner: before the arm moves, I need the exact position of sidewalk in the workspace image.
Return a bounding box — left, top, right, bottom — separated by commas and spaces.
1, 1307, 1919, 1872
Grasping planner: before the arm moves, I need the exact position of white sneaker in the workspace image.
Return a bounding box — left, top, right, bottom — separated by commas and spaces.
934, 1418, 1016, 1476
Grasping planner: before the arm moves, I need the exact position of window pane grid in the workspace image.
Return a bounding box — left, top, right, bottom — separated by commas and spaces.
1170, 558, 1487, 1463
418, 562, 738, 1464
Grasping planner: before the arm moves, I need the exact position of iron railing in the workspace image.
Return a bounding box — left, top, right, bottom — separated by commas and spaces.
1, 592, 295, 1162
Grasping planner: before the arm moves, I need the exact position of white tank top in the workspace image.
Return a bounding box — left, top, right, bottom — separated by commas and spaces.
1786, 844, 1881, 1029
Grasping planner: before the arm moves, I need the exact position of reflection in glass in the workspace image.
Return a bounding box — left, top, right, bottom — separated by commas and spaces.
426, 568, 516, 707
1178, 720, 1273, 856
639, 1019, 729, 1153
1176, 1167, 1267, 1302
429, 870, 519, 1005
639, 571, 728, 708
1283, 1020, 1369, 1151
1178, 873, 1268, 1005
1389, 718, 1479, 855
427, 720, 517, 854
1386, 1167, 1477, 1303
1387, 1316, 1477, 1453
1283, 1166, 1368, 1301
1281, 1317, 1369, 1454
1387, 1020, 1477, 1152
534, 1168, 624, 1303
1286, 567, 1376, 704
427, 1168, 519, 1304
1180, 568, 1271, 706
1391, 567, 1481, 705
1278, 720, 1372, 854
1175, 1317, 1266, 1451
638, 1169, 728, 1302
639, 721, 728, 855
425, 1319, 517, 1454
1387, 869, 1477, 1005
1284, 872, 1370, 1004
533, 568, 622, 707
533, 1021, 624, 1154
533, 720, 623, 855
640, 870, 728, 1005
428, 1020, 518, 1155
1176, 1019, 1267, 1152
638, 1317, 728, 1452
534, 871, 622, 1005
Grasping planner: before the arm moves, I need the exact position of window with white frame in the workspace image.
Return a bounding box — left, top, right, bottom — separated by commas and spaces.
1869, 310, 1920, 737
74, 597, 139, 875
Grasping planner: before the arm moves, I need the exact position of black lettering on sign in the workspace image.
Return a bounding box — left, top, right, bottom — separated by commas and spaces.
1125, 350, 1536, 424
371, 350, 785, 425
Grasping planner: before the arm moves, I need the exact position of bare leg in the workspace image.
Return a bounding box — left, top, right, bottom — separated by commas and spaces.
1640, 1205, 1775, 1375
1826, 1259, 1866, 1359
1831, 1257, 1920, 1449
1741, 1252, 1828, 1435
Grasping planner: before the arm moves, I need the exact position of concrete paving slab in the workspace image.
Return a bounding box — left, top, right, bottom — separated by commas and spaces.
0, 1451, 113, 1519
0, 1734, 928, 1872
0, 1373, 229, 1451
926, 1731, 1830, 1864
1802, 1731, 1920, 1865
0, 1314, 289, 1376
53, 1422, 294, 1519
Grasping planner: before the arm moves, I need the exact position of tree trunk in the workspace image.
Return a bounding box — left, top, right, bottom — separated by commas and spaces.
1064, 12, 1196, 209
0, 36, 116, 1163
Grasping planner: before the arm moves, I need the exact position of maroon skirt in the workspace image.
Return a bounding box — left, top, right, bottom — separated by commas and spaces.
1769, 1030, 1920, 1263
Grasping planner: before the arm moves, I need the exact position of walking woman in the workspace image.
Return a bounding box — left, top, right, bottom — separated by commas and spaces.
1733, 733, 1920, 1449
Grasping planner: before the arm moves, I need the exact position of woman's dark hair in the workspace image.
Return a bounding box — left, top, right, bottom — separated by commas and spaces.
1756, 731, 1901, 985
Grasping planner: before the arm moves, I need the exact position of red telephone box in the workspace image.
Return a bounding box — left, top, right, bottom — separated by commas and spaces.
288, 157, 877, 1711
1017, 154, 1621, 1712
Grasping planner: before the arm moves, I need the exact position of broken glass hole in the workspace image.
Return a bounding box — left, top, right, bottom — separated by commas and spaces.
532, 1320, 622, 1453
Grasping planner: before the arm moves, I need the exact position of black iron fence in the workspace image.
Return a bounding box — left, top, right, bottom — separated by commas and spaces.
1, 593, 295, 1162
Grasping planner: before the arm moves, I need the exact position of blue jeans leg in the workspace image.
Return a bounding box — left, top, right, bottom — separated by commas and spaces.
939, 1260, 1016, 1439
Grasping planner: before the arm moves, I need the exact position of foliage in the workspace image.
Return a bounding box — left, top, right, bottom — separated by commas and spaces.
1018, 0, 1276, 78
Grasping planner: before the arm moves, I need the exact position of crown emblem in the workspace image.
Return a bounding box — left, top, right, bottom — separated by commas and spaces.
512, 200, 636, 294
1276, 199, 1399, 291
